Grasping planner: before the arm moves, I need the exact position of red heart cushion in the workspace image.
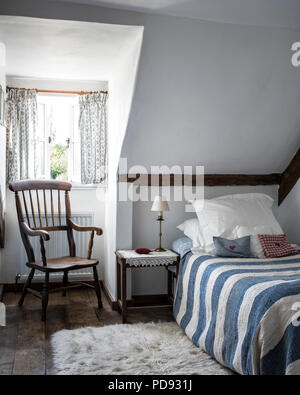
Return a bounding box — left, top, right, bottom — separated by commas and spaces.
229, 245, 236, 251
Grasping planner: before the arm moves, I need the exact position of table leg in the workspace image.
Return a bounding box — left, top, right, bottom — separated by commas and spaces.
167, 269, 173, 302
116, 258, 121, 313
121, 263, 127, 323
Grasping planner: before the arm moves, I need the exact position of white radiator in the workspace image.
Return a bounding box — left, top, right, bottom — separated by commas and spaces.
19, 213, 94, 281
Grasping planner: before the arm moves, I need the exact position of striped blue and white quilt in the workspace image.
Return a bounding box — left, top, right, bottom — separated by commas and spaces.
174, 252, 300, 375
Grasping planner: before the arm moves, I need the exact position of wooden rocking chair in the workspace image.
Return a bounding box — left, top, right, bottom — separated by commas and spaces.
9, 180, 103, 322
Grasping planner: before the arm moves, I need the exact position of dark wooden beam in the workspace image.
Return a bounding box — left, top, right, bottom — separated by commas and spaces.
204, 174, 280, 186
119, 147, 300, 204
118, 173, 281, 187
278, 147, 300, 206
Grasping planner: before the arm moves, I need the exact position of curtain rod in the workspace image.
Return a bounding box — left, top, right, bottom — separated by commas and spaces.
6, 87, 108, 95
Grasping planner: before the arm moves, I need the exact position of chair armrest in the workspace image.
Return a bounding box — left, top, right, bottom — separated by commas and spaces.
68, 219, 103, 236
21, 222, 50, 241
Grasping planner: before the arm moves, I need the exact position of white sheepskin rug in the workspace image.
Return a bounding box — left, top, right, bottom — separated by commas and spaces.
51, 321, 233, 375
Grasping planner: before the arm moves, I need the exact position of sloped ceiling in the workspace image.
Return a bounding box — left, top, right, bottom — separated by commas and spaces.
120, 11, 300, 174
51, 0, 300, 28
0, 1, 299, 175
0, 16, 141, 80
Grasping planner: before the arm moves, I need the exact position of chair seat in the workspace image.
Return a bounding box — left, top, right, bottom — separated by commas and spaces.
27, 256, 98, 272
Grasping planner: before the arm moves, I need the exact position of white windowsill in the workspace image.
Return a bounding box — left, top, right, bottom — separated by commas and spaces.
71, 183, 107, 190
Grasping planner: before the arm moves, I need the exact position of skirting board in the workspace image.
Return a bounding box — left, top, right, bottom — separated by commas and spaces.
100, 280, 118, 310
3, 281, 116, 305
2, 280, 118, 310
100, 280, 173, 311
2, 280, 170, 312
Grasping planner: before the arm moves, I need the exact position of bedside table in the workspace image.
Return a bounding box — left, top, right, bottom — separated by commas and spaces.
115, 249, 180, 323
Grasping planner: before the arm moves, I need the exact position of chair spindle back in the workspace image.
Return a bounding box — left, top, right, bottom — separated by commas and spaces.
9, 180, 76, 263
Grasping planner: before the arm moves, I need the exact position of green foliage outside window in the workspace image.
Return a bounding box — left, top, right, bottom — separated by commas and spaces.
50, 144, 68, 180
48, 105, 68, 181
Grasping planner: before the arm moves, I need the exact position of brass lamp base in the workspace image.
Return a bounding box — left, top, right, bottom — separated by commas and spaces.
154, 212, 166, 252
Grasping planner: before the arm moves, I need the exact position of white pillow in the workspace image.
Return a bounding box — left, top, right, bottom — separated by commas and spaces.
192, 193, 283, 254
177, 218, 204, 251
214, 193, 274, 207
234, 225, 280, 258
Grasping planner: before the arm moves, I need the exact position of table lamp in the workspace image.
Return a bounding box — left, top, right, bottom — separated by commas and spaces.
151, 196, 169, 252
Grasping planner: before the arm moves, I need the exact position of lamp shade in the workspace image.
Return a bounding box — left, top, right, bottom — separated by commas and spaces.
151, 196, 169, 212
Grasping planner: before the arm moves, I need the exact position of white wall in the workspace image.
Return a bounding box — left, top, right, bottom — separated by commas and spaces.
0, 43, 6, 198
0, 43, 6, 283
122, 27, 300, 173
6, 77, 107, 92
277, 180, 300, 245
104, 29, 144, 298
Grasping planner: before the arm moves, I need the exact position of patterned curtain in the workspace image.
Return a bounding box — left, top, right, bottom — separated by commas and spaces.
6, 89, 38, 183
79, 92, 108, 184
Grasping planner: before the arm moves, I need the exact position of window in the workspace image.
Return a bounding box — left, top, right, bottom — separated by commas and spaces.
37, 94, 81, 183
7, 88, 107, 185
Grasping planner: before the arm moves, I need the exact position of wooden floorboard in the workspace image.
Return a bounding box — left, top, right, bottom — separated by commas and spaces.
12, 307, 46, 375
0, 288, 173, 375
0, 308, 21, 375
45, 293, 70, 376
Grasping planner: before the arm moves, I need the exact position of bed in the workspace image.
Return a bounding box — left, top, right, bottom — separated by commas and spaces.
172, 244, 300, 375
